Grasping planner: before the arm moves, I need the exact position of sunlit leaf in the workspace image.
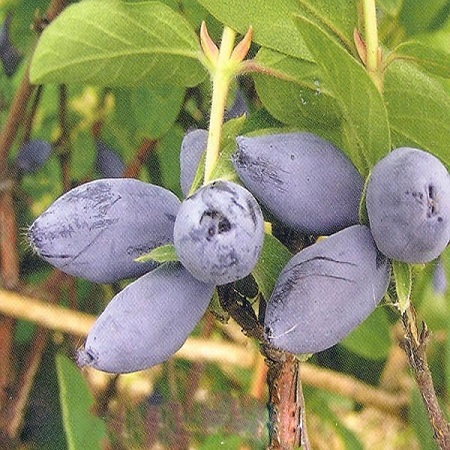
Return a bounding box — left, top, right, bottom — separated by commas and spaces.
253, 47, 342, 139
295, 16, 391, 176
390, 41, 450, 78
297, 0, 358, 51
384, 60, 450, 167
135, 244, 178, 263
30, 0, 206, 87
195, 0, 312, 59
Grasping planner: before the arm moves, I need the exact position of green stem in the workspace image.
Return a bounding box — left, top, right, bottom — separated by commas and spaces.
203, 27, 236, 184
362, 0, 382, 91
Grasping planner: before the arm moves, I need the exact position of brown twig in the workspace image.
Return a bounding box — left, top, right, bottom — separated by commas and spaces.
123, 138, 157, 178
400, 304, 450, 449
0, 188, 19, 289
0, 66, 36, 171
216, 283, 264, 341
21, 85, 44, 144
55, 84, 72, 191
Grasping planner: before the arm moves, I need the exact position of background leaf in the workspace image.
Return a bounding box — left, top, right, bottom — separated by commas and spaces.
30, 0, 206, 87
399, 0, 450, 35
113, 85, 186, 139
340, 308, 392, 360
56, 353, 107, 450
252, 234, 292, 300
409, 388, 439, 450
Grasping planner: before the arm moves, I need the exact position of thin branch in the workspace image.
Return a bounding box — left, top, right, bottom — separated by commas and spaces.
0, 288, 256, 368
0, 287, 412, 415
0, 270, 67, 441
301, 360, 408, 416
400, 304, 450, 449
0, 188, 19, 289
22, 85, 44, 144
53, 84, 72, 192
123, 138, 157, 178
0, 66, 36, 171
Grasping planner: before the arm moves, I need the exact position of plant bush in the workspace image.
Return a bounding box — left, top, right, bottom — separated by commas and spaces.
0, 1, 450, 449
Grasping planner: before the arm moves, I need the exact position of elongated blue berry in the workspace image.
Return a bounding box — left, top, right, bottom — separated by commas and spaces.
28, 178, 180, 283
77, 263, 215, 373
233, 132, 364, 234
179, 129, 207, 197
95, 139, 125, 178
264, 225, 391, 355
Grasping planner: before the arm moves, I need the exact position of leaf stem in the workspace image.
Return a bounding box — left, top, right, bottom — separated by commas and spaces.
362, 0, 382, 90
203, 26, 237, 183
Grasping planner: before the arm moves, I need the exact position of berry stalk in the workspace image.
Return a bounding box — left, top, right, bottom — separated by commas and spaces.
362, 0, 382, 91
203, 26, 236, 183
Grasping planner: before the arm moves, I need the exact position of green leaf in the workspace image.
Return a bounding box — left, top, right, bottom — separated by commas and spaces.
113, 85, 186, 139
253, 48, 342, 138
56, 353, 107, 450
196, 0, 312, 60
197, 0, 358, 60
384, 60, 450, 167
30, 0, 206, 87
295, 16, 391, 177
9, 0, 49, 51
296, 0, 358, 51
399, 0, 450, 35
392, 260, 412, 313
252, 233, 292, 300
135, 244, 178, 263
340, 308, 391, 360
377, 0, 403, 16
391, 41, 450, 78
